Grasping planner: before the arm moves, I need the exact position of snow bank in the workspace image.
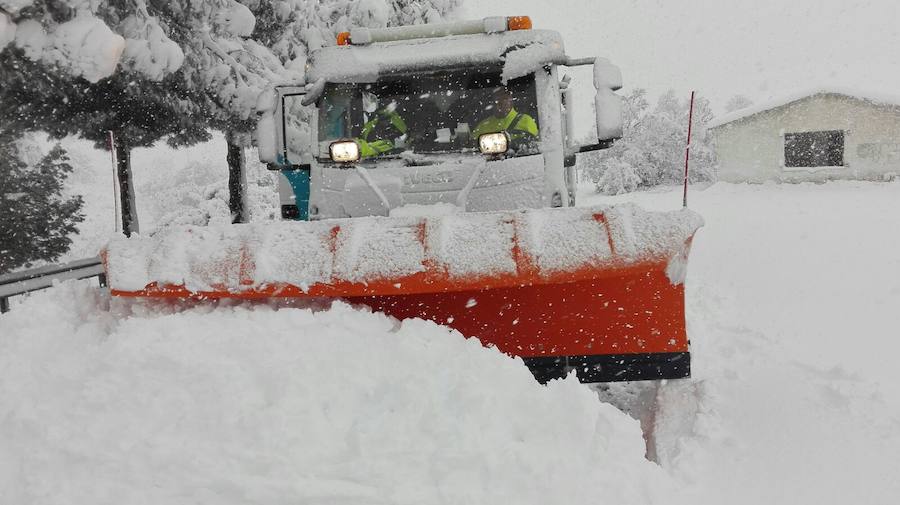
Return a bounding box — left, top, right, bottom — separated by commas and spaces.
105, 204, 703, 293
0, 282, 674, 504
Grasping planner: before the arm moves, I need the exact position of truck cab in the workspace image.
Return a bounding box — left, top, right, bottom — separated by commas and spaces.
257, 16, 624, 220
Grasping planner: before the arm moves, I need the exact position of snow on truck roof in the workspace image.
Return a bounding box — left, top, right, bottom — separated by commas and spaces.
306, 29, 566, 83
709, 87, 900, 129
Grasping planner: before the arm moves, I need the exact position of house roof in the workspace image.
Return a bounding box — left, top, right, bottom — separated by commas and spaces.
708, 88, 900, 129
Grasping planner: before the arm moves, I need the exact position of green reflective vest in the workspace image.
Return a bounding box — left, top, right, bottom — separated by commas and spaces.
471, 108, 539, 141
358, 108, 408, 158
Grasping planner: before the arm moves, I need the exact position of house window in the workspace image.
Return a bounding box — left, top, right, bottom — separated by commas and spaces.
784, 130, 844, 168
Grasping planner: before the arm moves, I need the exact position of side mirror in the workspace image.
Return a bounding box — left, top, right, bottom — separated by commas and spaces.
593, 57, 623, 142
595, 88, 623, 141
593, 57, 623, 91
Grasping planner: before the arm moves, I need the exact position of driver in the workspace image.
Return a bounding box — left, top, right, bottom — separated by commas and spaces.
357, 91, 408, 158
471, 86, 539, 147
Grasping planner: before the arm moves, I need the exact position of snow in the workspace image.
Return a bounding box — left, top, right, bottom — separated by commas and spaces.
43, 14, 126, 83
520, 207, 612, 273
214, 0, 256, 37
253, 110, 278, 162
12, 18, 44, 59
0, 284, 672, 505
4, 175, 900, 502
118, 15, 185, 81
579, 180, 900, 503
349, 0, 391, 29
426, 211, 518, 278
11, 134, 279, 264
708, 87, 900, 129
333, 216, 426, 283
0, 12, 14, 49
500, 40, 561, 83
104, 204, 701, 293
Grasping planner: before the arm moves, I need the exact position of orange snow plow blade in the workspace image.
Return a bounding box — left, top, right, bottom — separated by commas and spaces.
104, 204, 702, 383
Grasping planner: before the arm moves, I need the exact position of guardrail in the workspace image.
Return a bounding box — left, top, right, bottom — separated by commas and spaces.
0, 256, 105, 313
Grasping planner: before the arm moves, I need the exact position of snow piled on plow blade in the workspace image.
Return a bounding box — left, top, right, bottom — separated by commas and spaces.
105, 204, 703, 296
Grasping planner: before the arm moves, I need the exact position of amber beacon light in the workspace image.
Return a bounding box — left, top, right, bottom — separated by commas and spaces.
506, 16, 532, 30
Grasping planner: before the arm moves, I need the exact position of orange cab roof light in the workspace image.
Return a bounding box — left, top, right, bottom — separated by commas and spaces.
507, 16, 532, 31
336, 31, 351, 46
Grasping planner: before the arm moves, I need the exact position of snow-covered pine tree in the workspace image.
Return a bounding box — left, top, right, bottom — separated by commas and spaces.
0, 134, 84, 274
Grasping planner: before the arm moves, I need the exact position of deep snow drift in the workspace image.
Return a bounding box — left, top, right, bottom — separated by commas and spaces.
0, 285, 673, 505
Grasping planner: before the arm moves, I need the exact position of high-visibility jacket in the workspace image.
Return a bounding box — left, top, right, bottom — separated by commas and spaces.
471, 108, 539, 142
358, 107, 408, 158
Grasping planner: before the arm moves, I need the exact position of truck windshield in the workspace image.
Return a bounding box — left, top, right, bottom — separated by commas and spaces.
317, 70, 539, 159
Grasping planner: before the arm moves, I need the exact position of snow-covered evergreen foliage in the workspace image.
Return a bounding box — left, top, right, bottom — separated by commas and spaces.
1, 0, 462, 134
0, 135, 84, 273
0, 47, 210, 150
583, 89, 717, 195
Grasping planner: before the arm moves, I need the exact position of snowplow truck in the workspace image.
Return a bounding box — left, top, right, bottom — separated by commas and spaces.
103, 17, 703, 383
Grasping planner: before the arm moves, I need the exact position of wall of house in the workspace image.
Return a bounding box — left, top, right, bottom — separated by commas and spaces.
711, 94, 900, 183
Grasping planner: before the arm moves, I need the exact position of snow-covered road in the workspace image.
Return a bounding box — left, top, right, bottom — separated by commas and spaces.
2, 180, 899, 503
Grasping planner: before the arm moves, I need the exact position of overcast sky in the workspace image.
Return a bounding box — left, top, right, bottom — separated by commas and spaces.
464, 0, 900, 113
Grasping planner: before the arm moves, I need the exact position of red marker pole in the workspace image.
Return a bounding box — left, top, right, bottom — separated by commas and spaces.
683, 91, 695, 208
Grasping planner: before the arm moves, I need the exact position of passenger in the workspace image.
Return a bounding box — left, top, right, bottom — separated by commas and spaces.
471, 87, 539, 148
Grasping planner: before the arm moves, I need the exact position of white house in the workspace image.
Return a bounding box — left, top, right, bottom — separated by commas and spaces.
708, 89, 900, 183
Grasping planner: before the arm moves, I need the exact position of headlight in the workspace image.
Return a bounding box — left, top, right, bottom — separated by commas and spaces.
478, 132, 509, 155
329, 140, 360, 162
